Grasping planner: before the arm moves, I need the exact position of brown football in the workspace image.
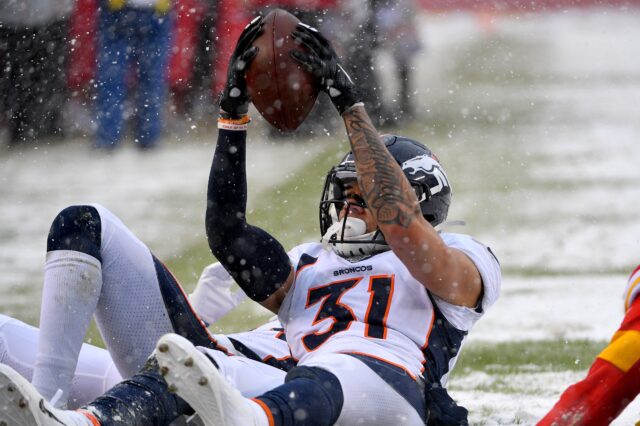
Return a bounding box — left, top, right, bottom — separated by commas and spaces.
246, 9, 319, 132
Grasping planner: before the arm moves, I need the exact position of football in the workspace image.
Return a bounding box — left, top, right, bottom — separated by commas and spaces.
246, 9, 320, 132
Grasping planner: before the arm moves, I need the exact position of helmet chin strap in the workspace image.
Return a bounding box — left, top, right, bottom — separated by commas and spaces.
322, 217, 366, 249
322, 217, 389, 259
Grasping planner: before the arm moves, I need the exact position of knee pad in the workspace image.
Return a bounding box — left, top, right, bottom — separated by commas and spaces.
285, 366, 344, 414
47, 205, 102, 260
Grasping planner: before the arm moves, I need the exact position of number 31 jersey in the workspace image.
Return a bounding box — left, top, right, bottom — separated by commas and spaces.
278, 233, 501, 379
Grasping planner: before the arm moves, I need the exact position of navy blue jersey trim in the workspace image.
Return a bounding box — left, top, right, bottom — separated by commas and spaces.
227, 337, 296, 372
153, 256, 228, 353
295, 253, 318, 274
422, 292, 467, 384
47, 205, 102, 260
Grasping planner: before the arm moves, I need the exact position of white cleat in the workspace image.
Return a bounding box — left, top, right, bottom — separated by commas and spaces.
0, 364, 84, 426
155, 333, 260, 426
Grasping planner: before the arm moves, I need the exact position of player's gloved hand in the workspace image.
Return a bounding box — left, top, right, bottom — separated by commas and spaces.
290, 24, 360, 115
219, 16, 263, 119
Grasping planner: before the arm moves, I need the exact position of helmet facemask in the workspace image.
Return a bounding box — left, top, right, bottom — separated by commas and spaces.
319, 135, 452, 260
319, 163, 389, 259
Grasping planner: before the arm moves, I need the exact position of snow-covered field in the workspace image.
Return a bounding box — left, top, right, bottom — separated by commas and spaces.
410, 9, 640, 424
2, 6, 640, 425
0, 135, 324, 318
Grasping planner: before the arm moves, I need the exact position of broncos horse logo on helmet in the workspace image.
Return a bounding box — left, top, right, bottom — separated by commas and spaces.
320, 135, 452, 259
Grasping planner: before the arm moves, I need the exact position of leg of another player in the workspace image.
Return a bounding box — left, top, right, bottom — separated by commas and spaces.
0, 313, 122, 409
155, 333, 280, 426
94, 9, 128, 149
31, 204, 177, 407
1, 355, 190, 426
1, 337, 289, 426
134, 8, 172, 149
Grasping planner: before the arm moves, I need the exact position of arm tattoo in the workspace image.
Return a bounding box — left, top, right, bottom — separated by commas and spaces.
343, 107, 421, 228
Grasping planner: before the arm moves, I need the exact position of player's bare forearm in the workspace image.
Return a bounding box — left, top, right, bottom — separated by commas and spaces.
342, 105, 422, 229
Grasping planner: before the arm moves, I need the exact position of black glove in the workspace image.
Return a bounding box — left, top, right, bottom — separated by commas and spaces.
219, 16, 263, 118
425, 383, 469, 426
290, 23, 360, 115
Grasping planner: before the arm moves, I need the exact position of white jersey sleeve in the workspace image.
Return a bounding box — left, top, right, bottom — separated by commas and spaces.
188, 262, 247, 325
624, 265, 640, 312
430, 233, 501, 331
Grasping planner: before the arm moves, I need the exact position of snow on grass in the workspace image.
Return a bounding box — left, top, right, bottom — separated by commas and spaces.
2, 7, 640, 425
452, 368, 640, 425
471, 274, 628, 343
0, 134, 324, 320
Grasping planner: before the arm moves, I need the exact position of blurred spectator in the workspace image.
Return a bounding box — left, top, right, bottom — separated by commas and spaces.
168, 0, 210, 119
95, 0, 174, 150
538, 265, 640, 425
65, 0, 99, 137
0, 0, 74, 146
67, 0, 98, 91
375, 0, 422, 122
340, 0, 422, 127
338, 0, 386, 127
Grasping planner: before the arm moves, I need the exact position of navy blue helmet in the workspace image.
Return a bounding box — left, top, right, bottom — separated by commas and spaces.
320, 135, 452, 257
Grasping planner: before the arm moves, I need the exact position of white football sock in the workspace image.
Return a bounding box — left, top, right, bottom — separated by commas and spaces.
31, 250, 103, 408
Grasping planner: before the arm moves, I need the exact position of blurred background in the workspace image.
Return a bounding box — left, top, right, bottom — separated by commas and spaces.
2, 0, 640, 424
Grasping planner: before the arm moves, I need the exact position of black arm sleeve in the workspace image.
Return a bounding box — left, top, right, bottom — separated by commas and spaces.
205, 128, 292, 302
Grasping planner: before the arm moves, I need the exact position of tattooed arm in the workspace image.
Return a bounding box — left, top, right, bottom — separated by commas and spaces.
291, 24, 481, 306
342, 105, 482, 308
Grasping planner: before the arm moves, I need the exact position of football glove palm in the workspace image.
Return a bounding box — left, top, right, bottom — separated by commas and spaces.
290, 24, 360, 115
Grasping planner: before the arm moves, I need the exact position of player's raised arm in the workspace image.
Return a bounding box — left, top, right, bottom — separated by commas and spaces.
291, 24, 482, 308
206, 16, 293, 313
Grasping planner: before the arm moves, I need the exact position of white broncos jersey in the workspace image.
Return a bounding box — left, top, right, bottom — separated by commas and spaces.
278, 233, 501, 379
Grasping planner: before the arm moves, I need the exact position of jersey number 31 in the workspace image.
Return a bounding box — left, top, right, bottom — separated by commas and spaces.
302, 275, 394, 351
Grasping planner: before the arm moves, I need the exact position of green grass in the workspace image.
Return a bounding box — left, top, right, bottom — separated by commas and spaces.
452, 339, 605, 377
446, 340, 606, 401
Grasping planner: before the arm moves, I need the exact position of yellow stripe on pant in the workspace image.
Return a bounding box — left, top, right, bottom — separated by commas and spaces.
598, 330, 640, 372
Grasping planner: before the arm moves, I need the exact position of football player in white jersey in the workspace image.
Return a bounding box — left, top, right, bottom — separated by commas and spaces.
0, 17, 500, 426
150, 17, 501, 426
